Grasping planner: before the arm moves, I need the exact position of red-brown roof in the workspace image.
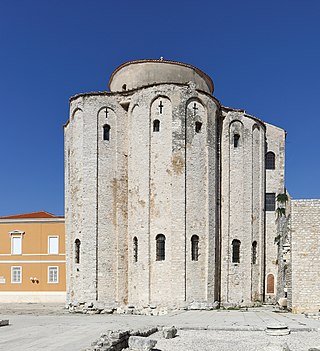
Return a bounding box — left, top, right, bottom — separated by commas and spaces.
0, 211, 64, 219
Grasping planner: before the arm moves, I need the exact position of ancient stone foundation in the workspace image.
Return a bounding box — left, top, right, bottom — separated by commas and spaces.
68, 300, 223, 315
83, 327, 159, 351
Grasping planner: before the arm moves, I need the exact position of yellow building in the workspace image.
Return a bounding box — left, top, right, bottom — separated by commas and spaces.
0, 211, 65, 302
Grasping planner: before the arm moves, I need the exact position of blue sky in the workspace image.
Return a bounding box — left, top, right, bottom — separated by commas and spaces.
0, 0, 319, 216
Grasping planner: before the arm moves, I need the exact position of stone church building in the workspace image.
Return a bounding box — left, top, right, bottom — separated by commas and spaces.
64, 59, 319, 312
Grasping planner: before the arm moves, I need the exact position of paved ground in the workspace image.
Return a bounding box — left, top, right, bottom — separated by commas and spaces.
0, 304, 319, 350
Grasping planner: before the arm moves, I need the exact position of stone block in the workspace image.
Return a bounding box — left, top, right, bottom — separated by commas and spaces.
0, 320, 9, 327
128, 336, 157, 351
265, 325, 290, 336
278, 298, 287, 308
116, 306, 125, 314
162, 326, 177, 339
101, 308, 114, 314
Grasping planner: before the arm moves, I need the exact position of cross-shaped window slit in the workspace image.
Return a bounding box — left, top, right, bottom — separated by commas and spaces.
158, 101, 164, 114
193, 102, 198, 116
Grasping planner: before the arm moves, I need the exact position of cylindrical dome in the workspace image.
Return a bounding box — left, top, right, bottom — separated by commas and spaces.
108, 59, 214, 94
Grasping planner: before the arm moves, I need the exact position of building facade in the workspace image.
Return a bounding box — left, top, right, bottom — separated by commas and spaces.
65, 59, 286, 309
0, 211, 66, 302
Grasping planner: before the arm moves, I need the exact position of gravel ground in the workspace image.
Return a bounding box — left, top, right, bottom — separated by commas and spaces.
152, 330, 320, 351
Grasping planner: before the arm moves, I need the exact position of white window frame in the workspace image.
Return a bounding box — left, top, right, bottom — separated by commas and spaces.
11, 266, 22, 283
48, 236, 59, 255
11, 236, 22, 255
48, 266, 59, 283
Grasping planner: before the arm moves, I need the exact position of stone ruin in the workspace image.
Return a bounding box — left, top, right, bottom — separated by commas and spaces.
83, 326, 177, 351
67, 300, 221, 316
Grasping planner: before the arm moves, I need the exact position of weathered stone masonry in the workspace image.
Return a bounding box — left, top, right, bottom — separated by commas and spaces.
290, 200, 320, 313
64, 59, 286, 309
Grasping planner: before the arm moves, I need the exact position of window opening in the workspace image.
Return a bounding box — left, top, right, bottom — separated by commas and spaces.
48, 236, 59, 254
265, 193, 276, 211
133, 237, 138, 262
232, 239, 241, 263
156, 234, 166, 261
122, 84, 127, 91
75, 239, 81, 264
11, 266, 22, 283
48, 266, 58, 283
266, 152, 275, 170
12, 236, 22, 255
191, 235, 199, 261
234, 133, 240, 147
103, 124, 110, 141
193, 102, 198, 116
195, 121, 202, 133
252, 241, 257, 264
153, 119, 160, 132
158, 100, 164, 114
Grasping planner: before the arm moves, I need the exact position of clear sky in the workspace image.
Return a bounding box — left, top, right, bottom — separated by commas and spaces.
0, 0, 319, 216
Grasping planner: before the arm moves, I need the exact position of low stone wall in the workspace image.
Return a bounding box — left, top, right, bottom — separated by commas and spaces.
68, 301, 220, 315
68, 302, 168, 316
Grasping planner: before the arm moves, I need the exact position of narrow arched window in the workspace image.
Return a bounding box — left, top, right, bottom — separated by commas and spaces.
234, 133, 240, 147
252, 241, 257, 264
103, 124, 111, 141
195, 121, 202, 133
232, 239, 241, 263
133, 237, 138, 263
266, 152, 275, 169
191, 235, 199, 261
122, 84, 127, 91
75, 239, 81, 264
153, 119, 160, 132
156, 234, 165, 261
267, 273, 275, 294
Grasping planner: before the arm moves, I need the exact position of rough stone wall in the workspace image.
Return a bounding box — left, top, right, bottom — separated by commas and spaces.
185, 96, 218, 303
127, 84, 219, 307
149, 93, 177, 305
127, 95, 151, 306
264, 123, 286, 303
290, 199, 320, 313
66, 101, 98, 304
66, 94, 128, 306
96, 95, 128, 304
66, 82, 219, 308
220, 111, 265, 305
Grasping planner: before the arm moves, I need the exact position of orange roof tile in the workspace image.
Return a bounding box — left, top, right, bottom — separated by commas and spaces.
0, 211, 64, 219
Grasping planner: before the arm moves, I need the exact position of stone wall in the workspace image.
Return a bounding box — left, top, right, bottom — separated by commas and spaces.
65, 81, 221, 308
126, 84, 220, 306
264, 123, 286, 303
220, 110, 266, 305
290, 199, 320, 313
